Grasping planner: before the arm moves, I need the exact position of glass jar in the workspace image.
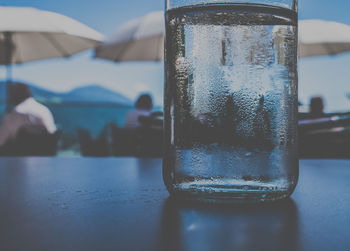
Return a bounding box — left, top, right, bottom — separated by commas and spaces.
163, 0, 298, 202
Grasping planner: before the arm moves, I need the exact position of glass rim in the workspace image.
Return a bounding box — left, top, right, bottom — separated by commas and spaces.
166, 0, 298, 11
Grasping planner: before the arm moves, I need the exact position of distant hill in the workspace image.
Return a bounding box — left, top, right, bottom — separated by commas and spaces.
0, 81, 132, 107
62, 85, 132, 105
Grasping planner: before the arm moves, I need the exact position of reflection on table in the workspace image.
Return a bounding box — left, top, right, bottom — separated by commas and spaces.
0, 158, 350, 250
159, 198, 298, 251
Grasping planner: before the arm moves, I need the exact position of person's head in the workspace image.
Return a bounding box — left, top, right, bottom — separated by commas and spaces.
9, 83, 32, 106
310, 96, 324, 116
135, 94, 153, 110
259, 95, 265, 106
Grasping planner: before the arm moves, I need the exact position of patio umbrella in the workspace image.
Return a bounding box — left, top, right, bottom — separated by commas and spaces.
0, 6, 104, 78
0, 6, 104, 109
299, 19, 350, 58
94, 11, 163, 62
96, 14, 350, 62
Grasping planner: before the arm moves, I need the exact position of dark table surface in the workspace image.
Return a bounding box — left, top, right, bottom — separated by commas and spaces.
0, 157, 349, 251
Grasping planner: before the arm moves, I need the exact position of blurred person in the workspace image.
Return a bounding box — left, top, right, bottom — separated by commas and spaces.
221, 94, 238, 144
253, 95, 273, 151
309, 96, 325, 118
0, 83, 57, 146
192, 113, 218, 144
122, 94, 162, 157
125, 94, 153, 129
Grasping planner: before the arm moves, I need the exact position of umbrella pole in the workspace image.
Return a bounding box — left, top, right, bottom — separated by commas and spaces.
5, 65, 12, 112
4, 32, 12, 112
6, 65, 12, 83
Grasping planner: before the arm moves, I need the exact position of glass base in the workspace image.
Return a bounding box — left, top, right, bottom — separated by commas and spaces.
169, 179, 295, 203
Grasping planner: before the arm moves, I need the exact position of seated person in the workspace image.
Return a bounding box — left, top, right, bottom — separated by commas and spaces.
309, 96, 325, 118
125, 94, 154, 129
121, 94, 162, 157
0, 83, 57, 148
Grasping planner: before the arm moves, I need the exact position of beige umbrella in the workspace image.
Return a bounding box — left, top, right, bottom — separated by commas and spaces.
95, 11, 163, 62
0, 6, 104, 67
96, 14, 350, 62
299, 19, 350, 58
0, 6, 104, 109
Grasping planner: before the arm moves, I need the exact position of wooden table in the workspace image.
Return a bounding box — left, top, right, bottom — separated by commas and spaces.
0, 157, 349, 251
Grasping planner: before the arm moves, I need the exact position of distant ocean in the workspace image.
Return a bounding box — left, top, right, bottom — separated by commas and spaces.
48, 104, 133, 137
0, 104, 132, 154
0, 103, 162, 154
0, 103, 133, 135
0, 82, 164, 154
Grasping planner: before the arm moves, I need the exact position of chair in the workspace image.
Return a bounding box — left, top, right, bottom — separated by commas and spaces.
0, 126, 61, 156
111, 124, 163, 157
78, 127, 111, 157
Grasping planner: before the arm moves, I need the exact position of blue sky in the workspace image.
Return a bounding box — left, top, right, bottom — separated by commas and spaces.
1, 0, 350, 111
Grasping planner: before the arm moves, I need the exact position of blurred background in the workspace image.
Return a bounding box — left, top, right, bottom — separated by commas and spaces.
0, 0, 350, 157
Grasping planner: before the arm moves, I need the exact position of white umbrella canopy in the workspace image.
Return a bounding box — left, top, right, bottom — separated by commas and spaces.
96, 15, 350, 62
299, 19, 350, 58
0, 6, 104, 111
0, 6, 104, 65
95, 11, 164, 62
